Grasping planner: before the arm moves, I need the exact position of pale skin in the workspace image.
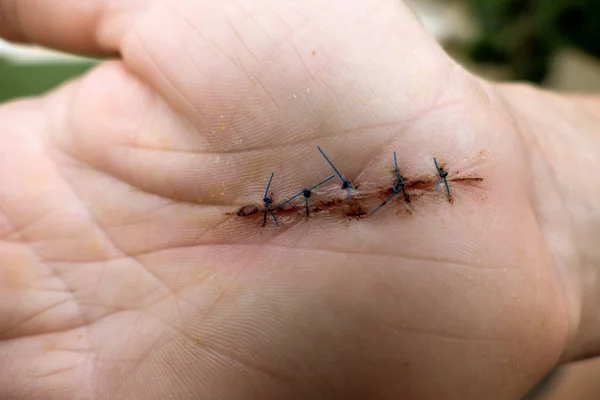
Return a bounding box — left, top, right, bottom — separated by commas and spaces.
1, 0, 599, 399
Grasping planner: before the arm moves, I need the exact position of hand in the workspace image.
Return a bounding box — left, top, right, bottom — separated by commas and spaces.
1, 1, 599, 399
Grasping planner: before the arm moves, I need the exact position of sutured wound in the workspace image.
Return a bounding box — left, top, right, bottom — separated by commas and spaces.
228, 176, 484, 224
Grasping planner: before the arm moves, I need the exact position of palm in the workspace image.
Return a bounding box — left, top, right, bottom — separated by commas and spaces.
1, 1, 569, 399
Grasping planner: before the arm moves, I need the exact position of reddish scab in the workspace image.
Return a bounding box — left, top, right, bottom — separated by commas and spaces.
237, 205, 259, 217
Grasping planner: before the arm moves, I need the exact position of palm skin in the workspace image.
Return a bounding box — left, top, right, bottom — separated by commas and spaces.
0, 0, 577, 399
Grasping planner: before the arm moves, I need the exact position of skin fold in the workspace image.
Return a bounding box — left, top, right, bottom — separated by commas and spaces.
0, 0, 599, 398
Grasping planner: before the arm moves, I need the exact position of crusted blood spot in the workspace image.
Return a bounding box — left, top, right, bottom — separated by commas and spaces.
405, 180, 430, 190
455, 177, 484, 183
237, 205, 259, 216
343, 201, 367, 218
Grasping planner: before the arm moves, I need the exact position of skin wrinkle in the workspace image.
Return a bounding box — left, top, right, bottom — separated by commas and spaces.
121, 311, 145, 359
222, 6, 261, 66
55, 229, 511, 360
67, 260, 225, 328
321, 78, 343, 115
230, 0, 278, 44
49, 152, 172, 307
1, 297, 74, 339
170, 7, 246, 75
151, 343, 212, 400
311, 292, 505, 349
0, 195, 83, 344
97, 316, 180, 398
113, 5, 454, 160
72, 303, 125, 322
55, 145, 227, 214
31, 365, 79, 379
166, 3, 283, 115
162, 3, 419, 152
53, 152, 218, 210
0, 188, 66, 245
130, 86, 159, 163
251, 76, 282, 111
2, 210, 104, 249
90, 260, 161, 309
166, 5, 296, 153
75, 188, 233, 251
133, 27, 209, 126
46, 347, 94, 355
46, 241, 522, 273
48, 91, 196, 386
197, 15, 283, 133
167, 296, 303, 392
288, 3, 313, 27
35, 329, 95, 380
103, 300, 297, 397
192, 338, 298, 386
290, 39, 317, 87
317, 39, 439, 129
263, 3, 317, 64
109, 92, 462, 156
27, 286, 72, 295
107, 62, 207, 150
0, 209, 56, 243
364, 313, 510, 345
261, 244, 519, 272
294, 83, 318, 118
151, 349, 197, 400
191, 215, 238, 243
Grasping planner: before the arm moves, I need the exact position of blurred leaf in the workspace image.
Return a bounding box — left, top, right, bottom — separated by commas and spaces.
462, 0, 600, 83
0, 62, 96, 102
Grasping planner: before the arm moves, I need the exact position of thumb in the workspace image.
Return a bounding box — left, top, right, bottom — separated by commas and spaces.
0, 0, 137, 54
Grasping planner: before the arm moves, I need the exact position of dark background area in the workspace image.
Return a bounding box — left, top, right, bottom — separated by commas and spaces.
464, 0, 600, 83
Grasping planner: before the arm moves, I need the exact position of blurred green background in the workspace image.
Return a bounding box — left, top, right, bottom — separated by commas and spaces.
463, 0, 600, 82
0, 58, 96, 102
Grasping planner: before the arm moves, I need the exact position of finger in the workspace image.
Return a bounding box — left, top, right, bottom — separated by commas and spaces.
0, 0, 134, 54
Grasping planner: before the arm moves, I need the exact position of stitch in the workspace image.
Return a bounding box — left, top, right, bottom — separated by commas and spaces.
262, 172, 279, 226
231, 173, 483, 222
434, 157, 451, 200
371, 152, 409, 215
393, 152, 410, 203
275, 175, 335, 217
317, 146, 353, 200
304, 196, 310, 216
